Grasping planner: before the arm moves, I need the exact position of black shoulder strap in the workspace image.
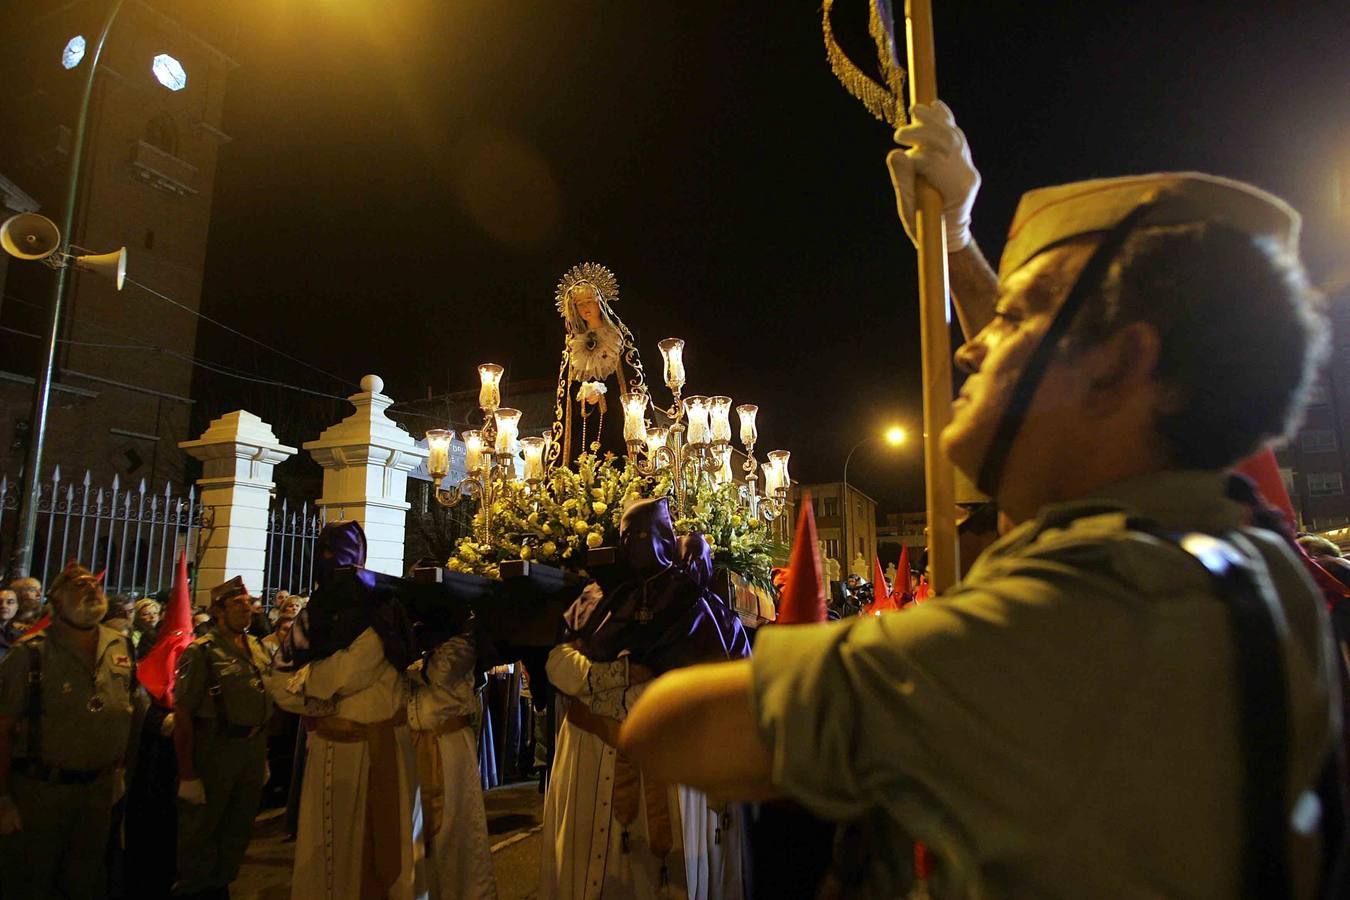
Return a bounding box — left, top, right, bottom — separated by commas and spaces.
199, 641, 231, 729
1155, 529, 1293, 899
25, 639, 42, 760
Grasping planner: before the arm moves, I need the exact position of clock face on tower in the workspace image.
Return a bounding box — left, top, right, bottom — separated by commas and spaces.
151, 53, 187, 91
61, 35, 86, 70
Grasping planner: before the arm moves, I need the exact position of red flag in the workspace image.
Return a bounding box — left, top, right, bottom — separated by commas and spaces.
137, 550, 195, 707
776, 493, 827, 625
1235, 447, 1296, 527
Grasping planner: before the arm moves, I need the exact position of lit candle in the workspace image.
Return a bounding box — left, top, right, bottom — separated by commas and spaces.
463, 430, 484, 473
716, 445, 733, 485
658, 338, 686, 389
520, 436, 546, 481
425, 429, 454, 479
768, 450, 791, 492
478, 363, 504, 410
494, 408, 522, 455
645, 426, 669, 456
736, 404, 758, 447
709, 396, 732, 443
621, 391, 649, 443
762, 457, 781, 495
684, 396, 709, 444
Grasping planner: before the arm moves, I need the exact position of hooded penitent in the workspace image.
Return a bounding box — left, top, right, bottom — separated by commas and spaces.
562, 497, 741, 673
676, 532, 751, 659
277, 520, 415, 671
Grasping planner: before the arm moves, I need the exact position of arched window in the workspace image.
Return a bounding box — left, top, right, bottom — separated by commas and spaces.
144, 113, 178, 156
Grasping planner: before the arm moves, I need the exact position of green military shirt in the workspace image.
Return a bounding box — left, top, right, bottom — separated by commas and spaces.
751, 470, 1338, 899
0, 622, 135, 771
175, 627, 272, 730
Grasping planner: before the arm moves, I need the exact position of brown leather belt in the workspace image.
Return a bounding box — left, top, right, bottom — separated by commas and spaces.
566, 700, 673, 860
412, 713, 473, 840
306, 710, 408, 900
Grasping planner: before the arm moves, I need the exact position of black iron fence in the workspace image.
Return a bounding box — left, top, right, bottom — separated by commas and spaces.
0, 468, 209, 597
261, 498, 325, 603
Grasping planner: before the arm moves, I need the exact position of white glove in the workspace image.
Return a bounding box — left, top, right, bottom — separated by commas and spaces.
178, 778, 207, 805
886, 101, 981, 251
160, 712, 176, 738
0, 796, 21, 835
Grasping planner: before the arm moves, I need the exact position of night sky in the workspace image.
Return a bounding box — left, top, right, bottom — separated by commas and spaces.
194, 0, 1350, 513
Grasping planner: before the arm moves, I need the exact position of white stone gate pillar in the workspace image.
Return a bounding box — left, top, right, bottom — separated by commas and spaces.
304, 375, 427, 577
179, 411, 296, 607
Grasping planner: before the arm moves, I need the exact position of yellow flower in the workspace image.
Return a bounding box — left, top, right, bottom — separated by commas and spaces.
586, 531, 603, 548
592, 502, 608, 516
703, 533, 714, 546
541, 541, 557, 557
573, 521, 590, 536
520, 545, 533, 560
541, 524, 553, 535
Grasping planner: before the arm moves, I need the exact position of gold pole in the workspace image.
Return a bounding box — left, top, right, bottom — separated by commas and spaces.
905, 0, 958, 593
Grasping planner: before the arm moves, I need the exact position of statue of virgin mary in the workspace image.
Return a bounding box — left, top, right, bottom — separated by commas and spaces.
550, 262, 647, 468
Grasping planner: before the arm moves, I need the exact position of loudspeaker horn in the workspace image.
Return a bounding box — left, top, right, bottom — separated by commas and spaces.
74, 247, 127, 291
0, 213, 61, 261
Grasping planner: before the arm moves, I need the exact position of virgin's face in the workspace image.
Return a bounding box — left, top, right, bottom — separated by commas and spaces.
571, 285, 602, 329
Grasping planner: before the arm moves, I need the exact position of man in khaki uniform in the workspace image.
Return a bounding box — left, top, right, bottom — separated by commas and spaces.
173, 576, 273, 898
0, 562, 136, 900
620, 104, 1342, 898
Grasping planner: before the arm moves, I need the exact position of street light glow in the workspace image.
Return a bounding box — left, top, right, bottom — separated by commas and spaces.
885, 426, 906, 446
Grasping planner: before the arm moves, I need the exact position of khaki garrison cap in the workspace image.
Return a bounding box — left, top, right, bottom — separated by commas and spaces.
997, 172, 1301, 280
48, 561, 103, 596
210, 576, 248, 605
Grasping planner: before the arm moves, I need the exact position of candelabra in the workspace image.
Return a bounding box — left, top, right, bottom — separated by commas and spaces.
425, 363, 528, 544
427, 341, 793, 545
622, 340, 792, 527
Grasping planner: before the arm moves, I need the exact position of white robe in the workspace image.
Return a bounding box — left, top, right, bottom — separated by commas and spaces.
407, 636, 498, 900
540, 645, 714, 900
272, 627, 428, 900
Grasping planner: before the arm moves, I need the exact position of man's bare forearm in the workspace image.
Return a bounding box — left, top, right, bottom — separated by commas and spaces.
949, 241, 999, 339
618, 660, 778, 799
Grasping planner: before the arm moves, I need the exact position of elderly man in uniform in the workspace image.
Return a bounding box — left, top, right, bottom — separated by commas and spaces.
0, 562, 136, 899
621, 103, 1343, 898
173, 576, 273, 899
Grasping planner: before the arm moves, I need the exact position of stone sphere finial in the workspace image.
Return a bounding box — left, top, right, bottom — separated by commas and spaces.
361, 374, 384, 394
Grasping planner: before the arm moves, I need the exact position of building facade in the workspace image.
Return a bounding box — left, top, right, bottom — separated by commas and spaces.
0, 1, 235, 489
1276, 291, 1350, 534
792, 481, 878, 580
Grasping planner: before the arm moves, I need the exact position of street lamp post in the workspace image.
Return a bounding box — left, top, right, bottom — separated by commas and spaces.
841, 426, 905, 582
10, 0, 128, 577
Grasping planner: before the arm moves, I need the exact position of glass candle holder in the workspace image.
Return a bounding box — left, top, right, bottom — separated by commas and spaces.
762, 457, 782, 495
425, 429, 454, 479
621, 390, 649, 442
684, 396, 710, 444
768, 450, 791, 492
494, 408, 522, 455
709, 396, 733, 443
478, 363, 504, 410
520, 436, 546, 481
658, 338, 686, 389
463, 430, 484, 473
736, 404, 758, 448
645, 426, 669, 456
